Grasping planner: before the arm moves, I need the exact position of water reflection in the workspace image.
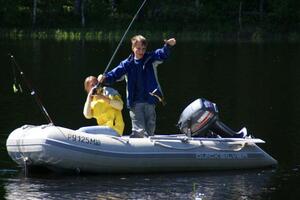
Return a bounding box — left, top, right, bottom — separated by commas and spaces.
3, 170, 276, 200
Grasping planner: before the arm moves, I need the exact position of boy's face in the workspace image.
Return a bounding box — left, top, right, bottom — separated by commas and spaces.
132, 41, 146, 59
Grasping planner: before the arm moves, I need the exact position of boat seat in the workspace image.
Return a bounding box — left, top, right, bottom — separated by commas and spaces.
77, 126, 119, 136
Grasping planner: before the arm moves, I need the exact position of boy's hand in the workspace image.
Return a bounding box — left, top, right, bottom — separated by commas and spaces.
98, 74, 106, 83
164, 38, 176, 46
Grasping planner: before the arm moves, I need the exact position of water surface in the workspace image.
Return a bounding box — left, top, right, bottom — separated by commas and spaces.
0, 39, 299, 199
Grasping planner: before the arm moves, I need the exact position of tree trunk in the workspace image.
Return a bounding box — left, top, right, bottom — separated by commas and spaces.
237, 1, 243, 40
195, 0, 199, 8
110, 0, 117, 12
239, 1, 242, 31
259, 0, 265, 22
81, 0, 85, 27
32, 0, 37, 28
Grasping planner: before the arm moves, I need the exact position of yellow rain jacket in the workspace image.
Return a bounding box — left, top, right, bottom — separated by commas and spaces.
91, 94, 124, 136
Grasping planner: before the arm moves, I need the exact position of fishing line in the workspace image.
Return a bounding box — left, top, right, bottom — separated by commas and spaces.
9, 54, 54, 124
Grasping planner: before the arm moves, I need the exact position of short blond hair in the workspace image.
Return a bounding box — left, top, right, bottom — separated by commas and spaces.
84, 76, 97, 92
131, 35, 147, 49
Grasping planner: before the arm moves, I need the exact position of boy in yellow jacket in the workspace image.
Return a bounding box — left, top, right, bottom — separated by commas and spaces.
79, 76, 124, 136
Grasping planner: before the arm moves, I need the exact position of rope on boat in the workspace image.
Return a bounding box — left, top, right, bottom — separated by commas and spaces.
199, 140, 247, 152
14, 128, 32, 176
154, 141, 201, 150
154, 139, 246, 151
23, 125, 247, 152
110, 136, 129, 144
21, 124, 36, 129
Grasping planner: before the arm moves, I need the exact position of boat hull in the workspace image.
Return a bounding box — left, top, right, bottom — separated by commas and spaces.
6, 124, 277, 173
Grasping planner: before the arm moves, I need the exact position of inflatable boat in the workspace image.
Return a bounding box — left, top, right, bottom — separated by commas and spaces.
6, 98, 277, 173
6, 124, 277, 173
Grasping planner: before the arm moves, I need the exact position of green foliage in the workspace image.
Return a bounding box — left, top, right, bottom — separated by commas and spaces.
266, 0, 300, 32
0, 0, 299, 39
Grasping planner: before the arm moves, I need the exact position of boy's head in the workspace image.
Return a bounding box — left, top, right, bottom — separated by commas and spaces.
131, 35, 147, 59
84, 76, 98, 93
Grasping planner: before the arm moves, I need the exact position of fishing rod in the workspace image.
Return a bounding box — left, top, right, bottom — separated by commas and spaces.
103, 0, 147, 74
9, 54, 54, 124
93, 0, 147, 94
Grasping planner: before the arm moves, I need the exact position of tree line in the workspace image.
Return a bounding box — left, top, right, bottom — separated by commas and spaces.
0, 0, 299, 33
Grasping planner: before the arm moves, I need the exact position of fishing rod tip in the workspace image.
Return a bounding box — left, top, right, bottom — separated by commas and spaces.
8, 53, 14, 58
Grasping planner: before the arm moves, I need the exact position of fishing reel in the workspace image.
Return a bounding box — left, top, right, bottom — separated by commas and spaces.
92, 83, 103, 95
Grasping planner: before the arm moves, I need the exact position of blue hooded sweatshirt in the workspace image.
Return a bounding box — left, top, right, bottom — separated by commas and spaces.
104, 44, 171, 108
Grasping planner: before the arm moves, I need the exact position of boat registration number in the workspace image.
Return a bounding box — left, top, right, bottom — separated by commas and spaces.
67, 134, 101, 146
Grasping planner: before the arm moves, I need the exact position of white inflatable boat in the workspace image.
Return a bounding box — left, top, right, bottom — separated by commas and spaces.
6, 124, 277, 173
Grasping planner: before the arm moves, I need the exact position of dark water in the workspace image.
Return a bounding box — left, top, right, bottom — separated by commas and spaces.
0, 39, 300, 199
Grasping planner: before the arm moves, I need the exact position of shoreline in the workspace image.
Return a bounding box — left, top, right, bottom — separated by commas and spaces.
1, 28, 299, 42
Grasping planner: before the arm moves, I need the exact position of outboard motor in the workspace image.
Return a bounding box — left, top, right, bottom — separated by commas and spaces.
177, 98, 218, 136
178, 98, 246, 138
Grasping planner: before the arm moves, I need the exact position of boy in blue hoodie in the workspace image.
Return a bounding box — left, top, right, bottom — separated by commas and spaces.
98, 35, 176, 137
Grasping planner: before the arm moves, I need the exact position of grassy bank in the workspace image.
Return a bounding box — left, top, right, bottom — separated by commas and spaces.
1, 28, 300, 42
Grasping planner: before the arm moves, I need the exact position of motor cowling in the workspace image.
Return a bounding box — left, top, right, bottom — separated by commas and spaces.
177, 98, 219, 136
